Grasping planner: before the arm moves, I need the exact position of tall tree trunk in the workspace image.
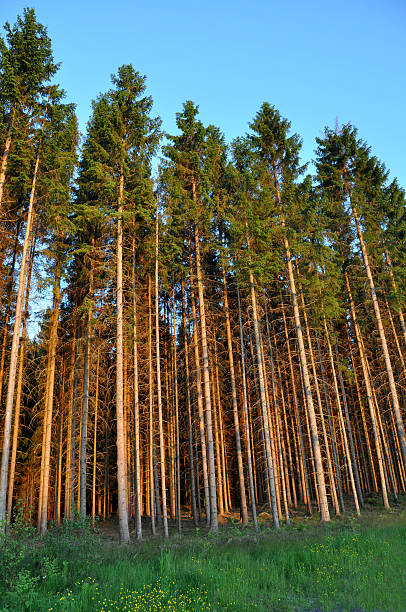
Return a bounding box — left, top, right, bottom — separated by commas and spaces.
0, 142, 41, 528
351, 201, 406, 471
116, 170, 130, 543
236, 287, 258, 530
314, 331, 344, 513
155, 199, 169, 539
80, 253, 94, 516
132, 240, 142, 539
280, 219, 330, 521
182, 281, 198, 526
222, 269, 248, 524
322, 319, 360, 516
193, 219, 218, 532
189, 257, 211, 526
6, 237, 35, 522
0, 111, 14, 214
0, 223, 21, 408
172, 288, 182, 534
70, 336, 80, 518
334, 342, 364, 507
54, 380, 64, 525
39, 261, 62, 534
342, 258, 389, 508
249, 272, 279, 527
92, 348, 100, 529
280, 291, 312, 512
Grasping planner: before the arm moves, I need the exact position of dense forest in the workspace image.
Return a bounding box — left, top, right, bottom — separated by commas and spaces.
1, 8, 405, 544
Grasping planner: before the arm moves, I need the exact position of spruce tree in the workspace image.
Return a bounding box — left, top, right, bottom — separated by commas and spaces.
74, 65, 160, 541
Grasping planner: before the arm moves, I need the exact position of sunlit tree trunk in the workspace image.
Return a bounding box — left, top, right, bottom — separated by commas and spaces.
80, 253, 94, 516
39, 261, 62, 534
189, 257, 211, 526
132, 240, 142, 539
236, 286, 258, 530
0, 111, 15, 214
155, 200, 168, 538
116, 170, 130, 543
148, 275, 156, 534
182, 281, 198, 526
280, 218, 330, 521
222, 270, 248, 524
249, 272, 279, 527
0, 147, 41, 529
193, 221, 218, 532
351, 201, 406, 471
6, 239, 34, 522
343, 252, 390, 508
92, 347, 100, 528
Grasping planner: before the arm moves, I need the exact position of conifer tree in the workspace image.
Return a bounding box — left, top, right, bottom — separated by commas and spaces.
315, 125, 406, 473
74, 65, 160, 541
0, 8, 58, 216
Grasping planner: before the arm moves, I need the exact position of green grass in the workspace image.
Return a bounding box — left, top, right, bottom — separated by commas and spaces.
1, 504, 406, 611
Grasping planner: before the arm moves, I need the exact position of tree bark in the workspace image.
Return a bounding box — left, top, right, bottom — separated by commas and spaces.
351, 201, 406, 472
39, 260, 62, 534
280, 221, 330, 521
193, 220, 218, 532
132, 240, 142, 539
116, 170, 130, 543
222, 270, 248, 524
249, 272, 279, 527
6, 239, 34, 522
182, 281, 198, 526
0, 142, 41, 529
80, 252, 94, 516
155, 198, 169, 539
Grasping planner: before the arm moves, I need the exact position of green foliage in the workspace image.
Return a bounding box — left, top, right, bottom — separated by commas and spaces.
1, 506, 406, 610
0, 508, 100, 611
43, 512, 101, 567
0, 7, 58, 109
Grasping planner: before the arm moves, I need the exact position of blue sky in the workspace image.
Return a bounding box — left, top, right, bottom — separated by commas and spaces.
1, 0, 405, 187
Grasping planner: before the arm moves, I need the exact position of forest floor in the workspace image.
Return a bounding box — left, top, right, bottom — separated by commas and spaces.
1, 495, 405, 611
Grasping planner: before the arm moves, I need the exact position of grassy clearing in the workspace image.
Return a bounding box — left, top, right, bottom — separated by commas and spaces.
1, 501, 405, 611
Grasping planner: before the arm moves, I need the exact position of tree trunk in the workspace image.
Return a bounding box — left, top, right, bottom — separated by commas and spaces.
189, 258, 211, 526
193, 220, 218, 532
280, 291, 312, 512
132, 240, 142, 539
280, 223, 330, 522
236, 287, 258, 529
0, 223, 21, 408
92, 347, 100, 529
0, 112, 14, 214
314, 331, 344, 513
80, 253, 94, 516
116, 170, 130, 543
351, 201, 406, 471
155, 199, 169, 539
148, 276, 156, 535
6, 237, 35, 522
249, 272, 279, 527
222, 269, 248, 524
342, 259, 389, 508
0, 145, 41, 529
39, 261, 62, 534
182, 281, 198, 526
172, 288, 182, 534
334, 342, 364, 507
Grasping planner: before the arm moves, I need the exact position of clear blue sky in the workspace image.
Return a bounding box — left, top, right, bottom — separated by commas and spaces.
1, 0, 405, 186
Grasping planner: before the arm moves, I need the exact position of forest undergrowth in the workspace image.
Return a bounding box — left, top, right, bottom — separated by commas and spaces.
0, 496, 405, 612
